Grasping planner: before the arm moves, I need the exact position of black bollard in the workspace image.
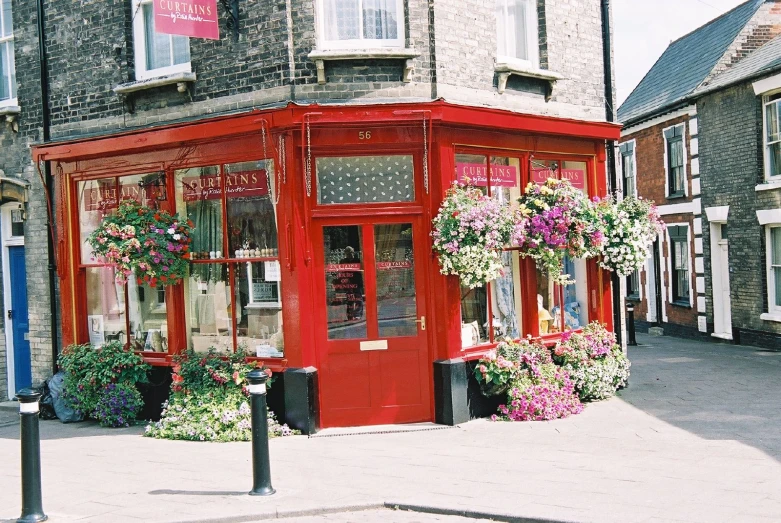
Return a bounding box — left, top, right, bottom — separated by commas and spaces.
626, 302, 638, 347
247, 369, 275, 496
17, 389, 47, 523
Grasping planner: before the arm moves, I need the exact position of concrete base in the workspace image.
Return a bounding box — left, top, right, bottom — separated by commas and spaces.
648, 327, 664, 336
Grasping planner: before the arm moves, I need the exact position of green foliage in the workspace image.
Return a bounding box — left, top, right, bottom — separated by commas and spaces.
58, 341, 150, 424
146, 348, 297, 442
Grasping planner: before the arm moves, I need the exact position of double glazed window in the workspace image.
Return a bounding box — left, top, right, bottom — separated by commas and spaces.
77, 159, 284, 357
664, 125, 686, 197
319, 0, 404, 49
668, 225, 690, 305
619, 141, 636, 198
132, 0, 191, 80
764, 93, 781, 179
0, 0, 15, 104
496, 0, 538, 66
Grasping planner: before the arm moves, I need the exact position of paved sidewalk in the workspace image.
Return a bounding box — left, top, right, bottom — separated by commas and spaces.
1, 333, 780, 523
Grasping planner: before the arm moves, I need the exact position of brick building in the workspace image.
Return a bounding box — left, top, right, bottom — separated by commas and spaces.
618, 0, 781, 340
0, 0, 620, 430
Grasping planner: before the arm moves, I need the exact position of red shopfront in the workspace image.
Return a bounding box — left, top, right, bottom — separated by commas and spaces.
33, 101, 620, 431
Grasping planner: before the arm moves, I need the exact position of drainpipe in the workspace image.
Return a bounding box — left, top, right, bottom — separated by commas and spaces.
600, 0, 622, 345
36, 0, 59, 374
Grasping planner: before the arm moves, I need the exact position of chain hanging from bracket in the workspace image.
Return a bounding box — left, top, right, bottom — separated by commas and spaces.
422, 113, 429, 194
305, 117, 313, 198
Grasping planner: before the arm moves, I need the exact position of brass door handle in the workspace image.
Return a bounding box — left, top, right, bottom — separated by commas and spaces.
414, 316, 426, 331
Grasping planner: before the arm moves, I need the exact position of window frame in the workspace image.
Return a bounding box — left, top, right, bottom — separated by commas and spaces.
316, 0, 406, 51
626, 269, 640, 301
765, 225, 781, 315
131, 0, 192, 81
496, 0, 539, 68
663, 124, 687, 198
668, 225, 691, 306
619, 140, 636, 198
762, 93, 781, 181
0, 0, 16, 106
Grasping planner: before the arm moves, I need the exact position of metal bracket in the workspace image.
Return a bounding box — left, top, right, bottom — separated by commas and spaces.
219, 0, 239, 42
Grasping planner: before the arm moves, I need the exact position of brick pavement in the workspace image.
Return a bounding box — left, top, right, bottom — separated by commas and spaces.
1, 333, 780, 523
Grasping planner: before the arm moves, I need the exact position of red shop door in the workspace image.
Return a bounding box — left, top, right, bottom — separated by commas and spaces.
314, 218, 431, 427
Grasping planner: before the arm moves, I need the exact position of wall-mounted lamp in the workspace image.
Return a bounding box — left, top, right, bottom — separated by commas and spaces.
139, 172, 167, 202
219, 0, 240, 42
11, 203, 25, 223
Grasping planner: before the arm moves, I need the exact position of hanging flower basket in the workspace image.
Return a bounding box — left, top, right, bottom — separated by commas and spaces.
598, 196, 665, 276
512, 178, 605, 284
88, 199, 194, 288
432, 183, 514, 288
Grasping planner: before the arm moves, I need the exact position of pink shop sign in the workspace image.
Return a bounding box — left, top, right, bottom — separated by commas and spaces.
531, 168, 586, 190
155, 0, 220, 40
456, 163, 517, 188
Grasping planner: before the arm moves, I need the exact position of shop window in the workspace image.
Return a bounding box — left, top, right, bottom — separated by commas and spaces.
318, 0, 404, 49
176, 160, 283, 357
536, 257, 587, 335
669, 225, 690, 305
766, 226, 781, 313
0, 0, 16, 104
78, 174, 167, 351
664, 124, 686, 197
457, 155, 523, 348
764, 93, 781, 180
132, 0, 191, 81
316, 155, 414, 204
619, 141, 636, 198
496, 0, 538, 67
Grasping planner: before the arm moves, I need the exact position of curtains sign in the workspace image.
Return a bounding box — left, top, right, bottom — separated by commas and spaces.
155, 0, 220, 40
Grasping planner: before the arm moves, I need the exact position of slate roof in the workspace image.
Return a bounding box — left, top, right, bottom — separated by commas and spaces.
693, 33, 781, 95
617, 0, 765, 126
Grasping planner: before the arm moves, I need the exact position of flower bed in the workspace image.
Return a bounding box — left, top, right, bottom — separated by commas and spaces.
475, 322, 631, 420
475, 338, 583, 421
552, 323, 630, 401
145, 348, 298, 441
58, 341, 150, 427
432, 183, 514, 288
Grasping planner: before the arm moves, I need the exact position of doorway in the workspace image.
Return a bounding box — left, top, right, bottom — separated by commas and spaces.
2, 203, 30, 397
710, 223, 732, 339
314, 217, 431, 427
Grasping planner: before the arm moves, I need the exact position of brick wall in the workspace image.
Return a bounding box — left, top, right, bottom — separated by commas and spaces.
621, 112, 700, 332
698, 81, 781, 342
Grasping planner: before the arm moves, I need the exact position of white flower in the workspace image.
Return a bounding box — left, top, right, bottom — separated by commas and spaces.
167, 228, 175, 235
173, 233, 181, 240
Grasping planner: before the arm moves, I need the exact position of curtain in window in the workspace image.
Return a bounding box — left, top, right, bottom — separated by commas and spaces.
767, 102, 781, 177
324, 0, 360, 40
497, 0, 530, 60
0, 40, 13, 100
1, 0, 10, 37
363, 0, 398, 40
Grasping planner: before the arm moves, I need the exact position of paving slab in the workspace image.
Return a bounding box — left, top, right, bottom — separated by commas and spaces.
1, 333, 781, 522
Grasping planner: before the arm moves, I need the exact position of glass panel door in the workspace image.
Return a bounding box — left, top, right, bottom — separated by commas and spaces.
324, 225, 367, 340
375, 223, 417, 338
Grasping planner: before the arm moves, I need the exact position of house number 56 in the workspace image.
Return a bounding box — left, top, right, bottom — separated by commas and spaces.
358, 131, 372, 140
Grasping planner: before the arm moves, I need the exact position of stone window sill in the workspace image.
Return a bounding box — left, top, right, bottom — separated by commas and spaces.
666, 192, 686, 200
113, 72, 197, 96
494, 60, 564, 96
671, 300, 691, 308
755, 180, 781, 192
760, 312, 781, 323
308, 48, 419, 85
0, 104, 20, 122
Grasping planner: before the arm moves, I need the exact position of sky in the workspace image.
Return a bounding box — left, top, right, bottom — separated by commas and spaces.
615, 0, 748, 106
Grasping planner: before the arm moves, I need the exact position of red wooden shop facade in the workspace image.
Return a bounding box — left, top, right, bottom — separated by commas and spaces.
33, 101, 621, 431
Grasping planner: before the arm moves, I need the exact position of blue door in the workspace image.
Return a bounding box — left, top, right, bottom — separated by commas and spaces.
9, 246, 31, 392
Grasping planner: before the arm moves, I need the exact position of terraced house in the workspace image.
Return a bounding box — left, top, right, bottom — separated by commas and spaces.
0, 0, 620, 431
619, 0, 781, 347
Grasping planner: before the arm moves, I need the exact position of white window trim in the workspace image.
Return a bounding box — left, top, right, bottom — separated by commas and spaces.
666, 224, 693, 307
619, 139, 637, 199
315, 0, 406, 51
0, 17, 17, 106
132, 0, 191, 81
496, 0, 539, 69
765, 225, 781, 316
662, 123, 688, 198
762, 93, 781, 182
